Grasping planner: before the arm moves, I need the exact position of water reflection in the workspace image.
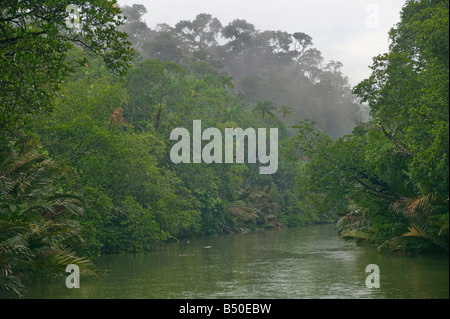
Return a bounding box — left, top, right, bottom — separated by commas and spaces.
25, 224, 449, 299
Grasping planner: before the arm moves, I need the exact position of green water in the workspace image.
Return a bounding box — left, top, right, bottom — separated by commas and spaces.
25, 224, 449, 299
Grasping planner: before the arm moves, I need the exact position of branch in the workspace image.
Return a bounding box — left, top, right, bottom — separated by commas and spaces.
378, 122, 414, 159
0, 30, 47, 45
321, 150, 401, 200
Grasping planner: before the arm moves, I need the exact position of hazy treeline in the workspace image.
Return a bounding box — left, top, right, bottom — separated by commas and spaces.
120, 5, 363, 138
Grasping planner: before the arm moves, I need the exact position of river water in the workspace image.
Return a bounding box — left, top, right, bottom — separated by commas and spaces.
25, 224, 449, 299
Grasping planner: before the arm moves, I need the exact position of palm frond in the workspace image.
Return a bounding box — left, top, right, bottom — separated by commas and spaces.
390, 194, 434, 217
0, 146, 94, 298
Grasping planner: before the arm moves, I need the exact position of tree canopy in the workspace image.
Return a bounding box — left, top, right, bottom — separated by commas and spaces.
288, 0, 449, 253
0, 0, 133, 133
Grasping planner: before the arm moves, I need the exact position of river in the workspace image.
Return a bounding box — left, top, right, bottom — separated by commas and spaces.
25, 224, 449, 299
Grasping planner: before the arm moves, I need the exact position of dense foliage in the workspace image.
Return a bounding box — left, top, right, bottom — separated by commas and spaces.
287, 0, 449, 254
1, 0, 132, 297
1, 0, 447, 298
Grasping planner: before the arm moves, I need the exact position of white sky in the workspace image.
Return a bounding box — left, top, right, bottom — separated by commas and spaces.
117, 0, 406, 87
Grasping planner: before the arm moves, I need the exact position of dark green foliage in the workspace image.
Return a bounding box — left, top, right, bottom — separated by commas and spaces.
0, 0, 133, 133
0, 146, 97, 298
287, 0, 449, 253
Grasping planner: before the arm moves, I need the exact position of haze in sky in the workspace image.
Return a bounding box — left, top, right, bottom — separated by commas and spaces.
117, 0, 406, 86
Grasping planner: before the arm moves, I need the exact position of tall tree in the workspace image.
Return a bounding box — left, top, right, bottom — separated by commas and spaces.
175, 13, 222, 52
353, 0, 449, 199
289, 0, 449, 253
118, 4, 150, 50
279, 105, 293, 119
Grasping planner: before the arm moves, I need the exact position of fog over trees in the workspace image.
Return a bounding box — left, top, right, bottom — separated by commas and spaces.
120, 4, 363, 138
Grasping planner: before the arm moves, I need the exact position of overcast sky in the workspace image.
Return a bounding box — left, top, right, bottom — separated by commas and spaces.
117, 0, 406, 87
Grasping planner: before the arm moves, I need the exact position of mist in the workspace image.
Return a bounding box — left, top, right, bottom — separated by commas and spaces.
119, 4, 365, 137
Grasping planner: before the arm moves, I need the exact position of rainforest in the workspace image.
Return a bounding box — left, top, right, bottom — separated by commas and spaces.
0, 0, 448, 299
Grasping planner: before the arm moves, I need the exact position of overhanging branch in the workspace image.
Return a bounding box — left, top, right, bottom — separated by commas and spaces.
378, 122, 414, 159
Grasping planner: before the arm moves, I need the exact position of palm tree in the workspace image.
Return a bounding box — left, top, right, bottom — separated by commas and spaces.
215, 74, 234, 90
226, 184, 279, 232
338, 195, 449, 253
387, 194, 449, 252
279, 105, 293, 119
336, 208, 372, 242
0, 146, 97, 298
253, 100, 277, 120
